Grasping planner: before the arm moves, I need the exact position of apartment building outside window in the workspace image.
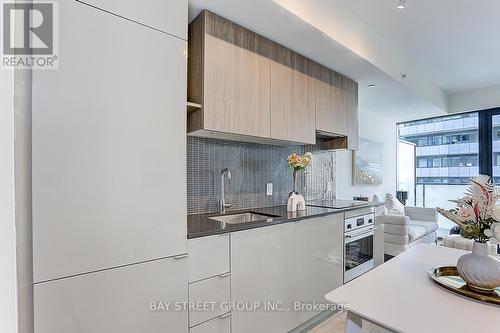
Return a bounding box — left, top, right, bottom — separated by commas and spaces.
397, 109, 500, 233
397, 112, 480, 232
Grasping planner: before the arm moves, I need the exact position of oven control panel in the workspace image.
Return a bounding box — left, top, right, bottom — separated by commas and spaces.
345, 213, 374, 232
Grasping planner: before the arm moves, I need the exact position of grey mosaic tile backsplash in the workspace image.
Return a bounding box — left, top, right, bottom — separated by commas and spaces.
187, 137, 336, 214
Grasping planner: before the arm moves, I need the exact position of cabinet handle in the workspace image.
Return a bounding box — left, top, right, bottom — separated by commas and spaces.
218, 272, 231, 278
219, 312, 231, 319
173, 253, 188, 260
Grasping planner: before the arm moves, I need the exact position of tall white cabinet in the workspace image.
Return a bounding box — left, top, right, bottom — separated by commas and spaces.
32, 0, 188, 332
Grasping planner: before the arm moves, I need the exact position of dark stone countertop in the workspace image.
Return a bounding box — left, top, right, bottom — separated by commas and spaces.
187, 202, 384, 238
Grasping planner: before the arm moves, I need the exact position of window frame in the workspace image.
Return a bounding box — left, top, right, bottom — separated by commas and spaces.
398, 108, 500, 183
478, 108, 500, 176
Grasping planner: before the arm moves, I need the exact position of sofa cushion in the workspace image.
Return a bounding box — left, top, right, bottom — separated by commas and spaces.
385, 233, 410, 246
384, 223, 410, 236
386, 194, 405, 215
385, 225, 427, 245
375, 205, 388, 216
410, 220, 439, 234
407, 225, 428, 242
442, 234, 497, 254
404, 206, 438, 222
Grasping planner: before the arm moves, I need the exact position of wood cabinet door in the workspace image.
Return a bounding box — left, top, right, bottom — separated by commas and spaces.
346, 78, 359, 150
270, 44, 316, 144
203, 12, 271, 138
314, 64, 348, 136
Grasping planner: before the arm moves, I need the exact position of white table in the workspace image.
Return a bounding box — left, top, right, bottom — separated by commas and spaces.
325, 244, 500, 333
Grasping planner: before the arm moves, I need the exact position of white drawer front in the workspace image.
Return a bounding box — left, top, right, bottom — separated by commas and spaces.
189, 274, 231, 327
34, 258, 188, 333
190, 313, 231, 333
188, 234, 230, 282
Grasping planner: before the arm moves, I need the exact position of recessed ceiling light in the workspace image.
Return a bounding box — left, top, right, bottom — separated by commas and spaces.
397, 0, 406, 9
368, 84, 376, 88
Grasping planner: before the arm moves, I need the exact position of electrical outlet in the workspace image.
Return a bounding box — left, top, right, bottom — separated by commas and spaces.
266, 183, 273, 196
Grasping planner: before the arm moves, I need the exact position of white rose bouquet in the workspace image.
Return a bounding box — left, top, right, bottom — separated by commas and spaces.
437, 175, 500, 244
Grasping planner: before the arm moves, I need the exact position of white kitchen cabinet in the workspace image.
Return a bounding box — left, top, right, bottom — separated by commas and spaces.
34, 257, 188, 333
77, 0, 187, 39
188, 234, 230, 283
231, 215, 344, 333
189, 274, 231, 327
190, 314, 231, 333
32, 0, 187, 282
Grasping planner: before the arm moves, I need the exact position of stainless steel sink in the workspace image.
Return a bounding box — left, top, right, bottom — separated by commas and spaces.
208, 212, 278, 224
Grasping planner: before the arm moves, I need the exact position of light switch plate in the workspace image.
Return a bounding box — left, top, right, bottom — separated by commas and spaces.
266, 183, 273, 196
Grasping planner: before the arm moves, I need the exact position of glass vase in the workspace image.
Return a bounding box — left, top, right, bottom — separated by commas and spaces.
289, 171, 298, 197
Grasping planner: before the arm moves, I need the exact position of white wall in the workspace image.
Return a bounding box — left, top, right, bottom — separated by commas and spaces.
449, 83, 500, 113
336, 107, 397, 200
1, 69, 18, 332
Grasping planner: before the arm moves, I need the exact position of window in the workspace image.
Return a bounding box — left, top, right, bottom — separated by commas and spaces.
493, 114, 500, 182
398, 112, 479, 232
432, 136, 442, 146
462, 155, 478, 167
418, 138, 428, 146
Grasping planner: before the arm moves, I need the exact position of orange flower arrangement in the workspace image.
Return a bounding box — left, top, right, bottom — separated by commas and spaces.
287, 152, 312, 172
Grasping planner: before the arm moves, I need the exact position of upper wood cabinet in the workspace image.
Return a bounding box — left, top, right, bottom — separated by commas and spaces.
188, 11, 271, 138
314, 63, 348, 136
270, 43, 316, 145
346, 77, 359, 150
188, 10, 359, 148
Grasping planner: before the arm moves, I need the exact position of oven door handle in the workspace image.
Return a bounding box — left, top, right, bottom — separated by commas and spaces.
345, 227, 376, 242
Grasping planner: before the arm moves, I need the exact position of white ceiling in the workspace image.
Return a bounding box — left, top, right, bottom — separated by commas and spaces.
188, 0, 500, 122
339, 0, 500, 94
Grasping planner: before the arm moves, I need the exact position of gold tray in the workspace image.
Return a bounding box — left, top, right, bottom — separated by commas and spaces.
427, 266, 500, 305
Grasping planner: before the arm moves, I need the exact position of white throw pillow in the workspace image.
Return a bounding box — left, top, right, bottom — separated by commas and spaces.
386, 193, 405, 216
375, 205, 388, 216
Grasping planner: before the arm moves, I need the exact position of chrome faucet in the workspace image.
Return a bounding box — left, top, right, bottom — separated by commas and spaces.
219, 168, 232, 213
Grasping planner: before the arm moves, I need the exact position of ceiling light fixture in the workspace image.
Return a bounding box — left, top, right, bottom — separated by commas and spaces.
368, 84, 376, 88
396, 0, 406, 9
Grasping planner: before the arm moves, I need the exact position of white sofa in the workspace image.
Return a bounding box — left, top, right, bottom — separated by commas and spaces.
378, 206, 439, 256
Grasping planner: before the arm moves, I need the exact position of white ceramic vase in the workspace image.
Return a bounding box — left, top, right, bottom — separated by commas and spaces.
456, 241, 500, 293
